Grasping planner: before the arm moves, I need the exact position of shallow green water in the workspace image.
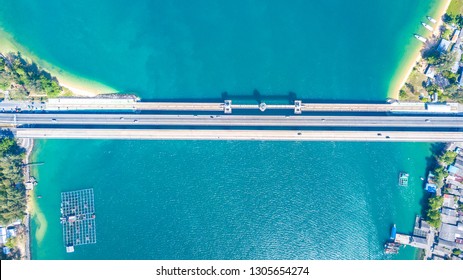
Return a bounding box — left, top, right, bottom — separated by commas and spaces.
0, 0, 442, 259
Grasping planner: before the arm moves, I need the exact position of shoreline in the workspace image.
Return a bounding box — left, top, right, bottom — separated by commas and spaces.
388, 0, 452, 99
0, 28, 118, 97
0, 26, 117, 260
16, 137, 34, 260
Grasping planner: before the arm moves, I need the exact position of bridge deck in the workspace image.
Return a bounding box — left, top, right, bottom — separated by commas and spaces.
1, 113, 463, 128
15, 128, 463, 142
42, 99, 460, 113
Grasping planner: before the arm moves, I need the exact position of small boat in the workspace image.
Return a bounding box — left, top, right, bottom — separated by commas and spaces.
398, 172, 409, 187
427, 16, 437, 24
37, 195, 42, 199
390, 224, 397, 241
384, 242, 401, 254
422, 22, 434, 31
384, 224, 400, 254
414, 34, 427, 43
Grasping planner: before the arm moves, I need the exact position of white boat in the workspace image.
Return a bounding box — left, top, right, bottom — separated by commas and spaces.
422, 22, 433, 31
414, 34, 427, 43
427, 16, 437, 24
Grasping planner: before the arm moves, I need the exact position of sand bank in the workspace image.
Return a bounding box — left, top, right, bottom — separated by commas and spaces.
0, 28, 117, 97
388, 0, 452, 99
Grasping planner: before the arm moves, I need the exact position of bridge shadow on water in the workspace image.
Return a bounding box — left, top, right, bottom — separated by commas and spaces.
137, 89, 391, 104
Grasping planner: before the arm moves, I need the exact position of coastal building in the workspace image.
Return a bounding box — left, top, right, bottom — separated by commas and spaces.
434, 73, 450, 88
6, 227, 16, 238
443, 194, 457, 209
413, 217, 431, 238
2, 247, 10, 255
424, 65, 436, 79
425, 172, 438, 193
441, 208, 458, 225
447, 179, 463, 190
433, 243, 454, 256
446, 186, 463, 198
432, 254, 445, 260
451, 29, 461, 43
425, 182, 437, 193
25, 181, 34, 190
442, 207, 457, 216
437, 39, 451, 53
0, 226, 6, 244
439, 223, 463, 242
450, 42, 462, 73
455, 157, 463, 170
451, 53, 461, 73
437, 240, 463, 254
410, 236, 428, 249
411, 145, 463, 259
448, 165, 463, 177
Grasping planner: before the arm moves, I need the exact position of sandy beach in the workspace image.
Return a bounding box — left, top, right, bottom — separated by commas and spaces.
15, 138, 34, 260
388, 0, 452, 99
0, 28, 117, 97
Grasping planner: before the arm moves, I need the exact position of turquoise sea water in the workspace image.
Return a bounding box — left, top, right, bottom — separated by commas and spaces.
0, 0, 442, 259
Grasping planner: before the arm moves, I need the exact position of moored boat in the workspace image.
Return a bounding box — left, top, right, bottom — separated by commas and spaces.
414, 34, 427, 43
427, 16, 437, 24
384, 224, 401, 254
422, 22, 433, 31
390, 224, 397, 241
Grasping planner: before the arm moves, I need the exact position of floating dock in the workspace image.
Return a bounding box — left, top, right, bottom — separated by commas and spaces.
60, 189, 96, 253
398, 172, 409, 187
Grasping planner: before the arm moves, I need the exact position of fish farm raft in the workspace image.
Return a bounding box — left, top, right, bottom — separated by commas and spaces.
60, 188, 96, 253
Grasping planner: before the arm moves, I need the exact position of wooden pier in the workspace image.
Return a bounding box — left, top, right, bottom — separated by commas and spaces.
395, 233, 411, 245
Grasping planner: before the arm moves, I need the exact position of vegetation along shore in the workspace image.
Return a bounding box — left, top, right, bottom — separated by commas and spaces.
398, 0, 463, 103
0, 132, 30, 260
0, 51, 107, 260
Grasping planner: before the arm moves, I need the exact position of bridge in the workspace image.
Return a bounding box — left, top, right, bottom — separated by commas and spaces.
0, 98, 462, 142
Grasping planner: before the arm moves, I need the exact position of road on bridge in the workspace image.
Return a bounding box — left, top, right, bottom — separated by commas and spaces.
0, 113, 462, 128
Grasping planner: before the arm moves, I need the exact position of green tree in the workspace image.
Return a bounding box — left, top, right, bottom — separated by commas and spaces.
0, 137, 15, 155
435, 51, 458, 72
426, 196, 444, 229
0, 52, 67, 100
399, 90, 407, 99
424, 50, 440, 65
428, 218, 441, 229
428, 196, 444, 210
440, 151, 457, 165
442, 71, 458, 83
4, 237, 16, 249
442, 28, 452, 40
0, 135, 26, 225
433, 166, 449, 187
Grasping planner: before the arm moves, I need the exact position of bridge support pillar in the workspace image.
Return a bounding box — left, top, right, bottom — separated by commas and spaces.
294, 100, 302, 114
224, 100, 232, 114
